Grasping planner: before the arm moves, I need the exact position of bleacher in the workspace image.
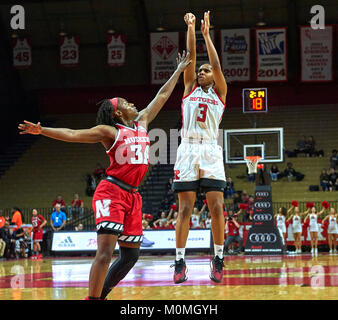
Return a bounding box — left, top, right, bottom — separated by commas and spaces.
0, 104, 337, 213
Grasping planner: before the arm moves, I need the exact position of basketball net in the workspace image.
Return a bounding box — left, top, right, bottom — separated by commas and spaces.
245, 156, 263, 174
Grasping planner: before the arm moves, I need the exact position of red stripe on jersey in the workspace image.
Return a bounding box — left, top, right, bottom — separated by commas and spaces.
182, 84, 198, 100
212, 86, 226, 107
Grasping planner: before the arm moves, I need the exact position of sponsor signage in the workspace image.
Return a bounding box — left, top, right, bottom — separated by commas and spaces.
245, 185, 284, 255
52, 229, 211, 252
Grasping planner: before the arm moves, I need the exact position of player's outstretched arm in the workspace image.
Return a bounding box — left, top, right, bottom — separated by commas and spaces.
137, 51, 191, 126
18, 121, 117, 145
201, 10, 227, 103
183, 12, 197, 95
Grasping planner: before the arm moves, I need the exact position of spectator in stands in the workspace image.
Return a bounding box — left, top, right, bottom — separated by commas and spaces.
335, 178, 338, 191
93, 163, 106, 181
329, 149, 338, 170
50, 204, 67, 232
142, 214, 154, 230
0, 210, 5, 229
75, 223, 84, 231
201, 211, 212, 229
224, 212, 242, 255
294, 135, 307, 156
69, 193, 84, 218
320, 169, 330, 191
152, 211, 169, 229
232, 192, 242, 211
245, 196, 254, 221
283, 162, 304, 182
270, 165, 280, 182
191, 203, 207, 229
10, 207, 23, 231
328, 167, 337, 192
52, 195, 66, 211
165, 178, 173, 193
241, 190, 249, 204
159, 196, 171, 213
224, 177, 235, 198
0, 221, 14, 258
85, 174, 97, 196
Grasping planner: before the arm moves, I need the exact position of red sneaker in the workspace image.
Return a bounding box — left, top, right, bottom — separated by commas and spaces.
30, 255, 36, 260
171, 258, 188, 284
37, 253, 43, 259
209, 256, 224, 283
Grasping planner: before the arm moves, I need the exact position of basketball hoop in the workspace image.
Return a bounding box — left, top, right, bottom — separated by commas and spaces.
245, 156, 262, 174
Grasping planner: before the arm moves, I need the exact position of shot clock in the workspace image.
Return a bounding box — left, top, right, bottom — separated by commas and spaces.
242, 88, 268, 113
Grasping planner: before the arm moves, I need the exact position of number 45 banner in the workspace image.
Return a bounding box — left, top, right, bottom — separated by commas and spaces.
107, 34, 126, 67
59, 35, 80, 67
255, 27, 287, 82
12, 37, 32, 69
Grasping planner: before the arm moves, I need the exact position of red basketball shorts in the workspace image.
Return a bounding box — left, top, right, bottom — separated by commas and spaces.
32, 229, 43, 242
92, 180, 143, 243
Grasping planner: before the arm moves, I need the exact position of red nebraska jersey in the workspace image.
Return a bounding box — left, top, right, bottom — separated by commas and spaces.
105, 121, 150, 187
32, 214, 45, 232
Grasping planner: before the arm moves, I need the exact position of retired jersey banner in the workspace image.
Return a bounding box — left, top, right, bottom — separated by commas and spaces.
255, 28, 287, 82
59, 35, 80, 67
12, 37, 32, 69
150, 32, 179, 84
300, 25, 333, 82
107, 34, 126, 67
195, 30, 215, 69
221, 29, 250, 82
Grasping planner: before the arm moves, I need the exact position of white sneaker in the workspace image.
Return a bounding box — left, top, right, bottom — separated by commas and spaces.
315, 248, 318, 255
311, 248, 314, 254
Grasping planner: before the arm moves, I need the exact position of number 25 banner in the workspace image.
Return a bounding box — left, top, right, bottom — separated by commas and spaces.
221, 28, 250, 82
150, 32, 179, 84
59, 35, 80, 67
255, 27, 287, 82
12, 37, 32, 69
107, 34, 126, 67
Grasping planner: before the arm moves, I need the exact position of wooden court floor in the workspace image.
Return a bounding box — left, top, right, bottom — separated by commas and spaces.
0, 253, 337, 300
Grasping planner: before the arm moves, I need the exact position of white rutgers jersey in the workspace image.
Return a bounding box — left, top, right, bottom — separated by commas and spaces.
181, 85, 226, 140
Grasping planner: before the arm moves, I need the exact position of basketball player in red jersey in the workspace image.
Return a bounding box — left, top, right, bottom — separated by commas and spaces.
31, 209, 47, 259
18, 51, 191, 300
172, 11, 227, 283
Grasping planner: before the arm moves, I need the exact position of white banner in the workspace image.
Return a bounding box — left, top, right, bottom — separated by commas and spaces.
59, 35, 80, 67
12, 37, 32, 69
107, 34, 126, 67
150, 32, 179, 84
52, 229, 211, 252
300, 25, 333, 82
221, 29, 250, 82
195, 30, 215, 69
255, 28, 287, 82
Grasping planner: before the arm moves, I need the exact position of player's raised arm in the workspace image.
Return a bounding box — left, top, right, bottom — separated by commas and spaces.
18, 120, 117, 145
201, 10, 227, 102
137, 51, 191, 126
183, 12, 197, 94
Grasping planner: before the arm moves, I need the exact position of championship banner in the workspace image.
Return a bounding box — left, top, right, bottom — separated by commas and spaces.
255, 27, 287, 82
220, 29, 250, 82
150, 32, 179, 84
107, 34, 126, 67
300, 25, 333, 82
12, 37, 32, 69
59, 35, 80, 67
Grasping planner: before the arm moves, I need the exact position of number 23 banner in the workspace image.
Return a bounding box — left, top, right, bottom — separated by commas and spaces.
255, 27, 287, 82
150, 32, 179, 84
59, 35, 80, 67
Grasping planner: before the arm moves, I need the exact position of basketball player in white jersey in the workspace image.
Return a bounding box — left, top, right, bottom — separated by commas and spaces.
172, 11, 227, 284
322, 207, 338, 254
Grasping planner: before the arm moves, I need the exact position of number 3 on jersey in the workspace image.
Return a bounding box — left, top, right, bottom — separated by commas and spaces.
130, 145, 149, 164
197, 103, 208, 122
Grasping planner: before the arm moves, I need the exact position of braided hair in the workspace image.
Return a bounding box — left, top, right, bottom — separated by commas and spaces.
96, 99, 119, 127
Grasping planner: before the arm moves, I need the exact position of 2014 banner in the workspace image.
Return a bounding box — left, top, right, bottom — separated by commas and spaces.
59, 35, 80, 67
150, 32, 179, 85
255, 27, 287, 82
107, 34, 126, 67
220, 29, 250, 82
12, 37, 32, 69
300, 25, 333, 82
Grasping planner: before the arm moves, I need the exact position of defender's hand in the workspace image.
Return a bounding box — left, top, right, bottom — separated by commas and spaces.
176, 50, 192, 73
18, 120, 42, 135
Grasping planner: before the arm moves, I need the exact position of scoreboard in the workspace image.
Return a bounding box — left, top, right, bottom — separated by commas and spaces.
242, 88, 268, 113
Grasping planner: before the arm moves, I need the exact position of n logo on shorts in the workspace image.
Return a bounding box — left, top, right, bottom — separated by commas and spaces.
95, 199, 111, 219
